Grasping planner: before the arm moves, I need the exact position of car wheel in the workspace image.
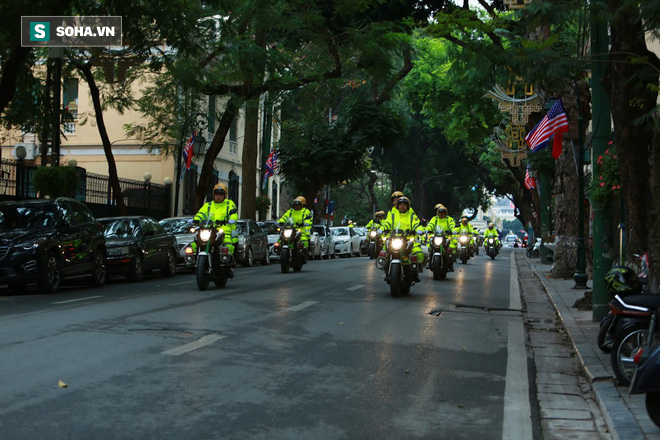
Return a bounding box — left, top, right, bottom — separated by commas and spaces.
128, 255, 144, 282
261, 249, 270, 266
162, 249, 177, 277
39, 252, 62, 293
243, 247, 253, 267
89, 249, 107, 287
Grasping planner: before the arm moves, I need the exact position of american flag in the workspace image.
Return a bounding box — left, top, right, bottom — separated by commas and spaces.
525, 99, 569, 159
182, 131, 196, 170
524, 165, 536, 190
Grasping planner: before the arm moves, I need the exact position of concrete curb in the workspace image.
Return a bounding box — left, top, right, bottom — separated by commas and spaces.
528, 259, 646, 440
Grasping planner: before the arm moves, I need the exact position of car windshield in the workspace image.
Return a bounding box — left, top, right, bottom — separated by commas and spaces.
331, 227, 349, 236
159, 218, 192, 234
236, 221, 246, 236
0, 205, 57, 230
259, 222, 280, 234
100, 219, 140, 238
506, 236, 517, 242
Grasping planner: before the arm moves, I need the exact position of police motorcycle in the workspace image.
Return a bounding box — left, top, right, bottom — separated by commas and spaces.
367, 229, 384, 260
193, 206, 235, 291
376, 223, 422, 297
428, 226, 452, 280
274, 219, 306, 273
485, 237, 499, 260
457, 232, 472, 264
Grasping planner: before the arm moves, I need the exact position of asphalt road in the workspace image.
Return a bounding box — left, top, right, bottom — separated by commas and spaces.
0, 248, 535, 440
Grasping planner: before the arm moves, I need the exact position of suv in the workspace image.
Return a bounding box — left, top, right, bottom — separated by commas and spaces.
0, 198, 107, 293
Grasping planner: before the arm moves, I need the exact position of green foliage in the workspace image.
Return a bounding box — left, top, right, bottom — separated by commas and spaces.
32, 166, 79, 198
255, 195, 271, 215
587, 144, 620, 208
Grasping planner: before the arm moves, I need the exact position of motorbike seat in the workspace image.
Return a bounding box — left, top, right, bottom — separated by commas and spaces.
618, 294, 660, 310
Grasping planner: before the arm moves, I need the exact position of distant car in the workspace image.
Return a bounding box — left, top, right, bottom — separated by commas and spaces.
236, 219, 270, 266
258, 220, 281, 261
312, 224, 334, 259
99, 216, 177, 281
503, 234, 521, 248
159, 216, 195, 270
354, 226, 369, 255
330, 226, 361, 257
0, 198, 107, 293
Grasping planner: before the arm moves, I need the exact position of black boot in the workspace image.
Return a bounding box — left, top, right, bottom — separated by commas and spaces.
228, 268, 235, 279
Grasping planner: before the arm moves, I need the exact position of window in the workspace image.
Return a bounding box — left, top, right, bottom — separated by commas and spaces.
229, 118, 237, 154
62, 79, 79, 135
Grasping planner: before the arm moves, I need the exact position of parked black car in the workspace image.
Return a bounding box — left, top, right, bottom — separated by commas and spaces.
236, 219, 270, 266
98, 216, 177, 282
0, 198, 107, 293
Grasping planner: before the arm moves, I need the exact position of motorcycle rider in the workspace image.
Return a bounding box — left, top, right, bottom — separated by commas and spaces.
193, 182, 239, 277
484, 222, 501, 249
366, 211, 386, 230
278, 196, 313, 256
380, 196, 425, 282
425, 204, 456, 270
453, 215, 477, 256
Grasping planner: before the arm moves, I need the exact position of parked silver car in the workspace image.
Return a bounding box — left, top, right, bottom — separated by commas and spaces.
159, 216, 195, 270
330, 226, 361, 257
312, 224, 335, 259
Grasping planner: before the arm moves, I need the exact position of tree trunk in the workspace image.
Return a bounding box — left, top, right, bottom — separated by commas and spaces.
550, 86, 581, 278
366, 169, 379, 214
608, 0, 660, 291
78, 64, 127, 215
194, 96, 243, 211
240, 99, 259, 220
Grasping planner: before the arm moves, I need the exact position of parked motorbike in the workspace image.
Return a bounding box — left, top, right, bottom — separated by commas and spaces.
629, 344, 660, 428
526, 238, 541, 258
274, 220, 306, 273
457, 233, 471, 264
598, 256, 651, 353
485, 237, 498, 260
376, 226, 420, 297
193, 209, 234, 291
428, 227, 452, 280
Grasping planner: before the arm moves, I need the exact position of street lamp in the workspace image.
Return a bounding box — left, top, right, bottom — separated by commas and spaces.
174, 113, 208, 216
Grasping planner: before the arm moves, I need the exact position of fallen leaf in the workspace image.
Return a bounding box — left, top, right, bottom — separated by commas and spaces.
458, 404, 464, 408
405, 369, 410, 374
338, 322, 343, 325
58, 380, 67, 388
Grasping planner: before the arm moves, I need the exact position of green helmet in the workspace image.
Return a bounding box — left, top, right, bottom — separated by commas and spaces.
604, 266, 642, 297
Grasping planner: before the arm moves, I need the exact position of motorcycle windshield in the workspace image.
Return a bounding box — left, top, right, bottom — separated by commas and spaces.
201, 206, 215, 228
391, 223, 407, 238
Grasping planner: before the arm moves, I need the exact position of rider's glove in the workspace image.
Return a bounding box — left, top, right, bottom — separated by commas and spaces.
377, 229, 383, 234
416, 230, 424, 236
228, 219, 236, 224
231, 230, 238, 238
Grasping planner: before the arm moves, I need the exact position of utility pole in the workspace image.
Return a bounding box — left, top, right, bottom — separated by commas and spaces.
590, 0, 613, 321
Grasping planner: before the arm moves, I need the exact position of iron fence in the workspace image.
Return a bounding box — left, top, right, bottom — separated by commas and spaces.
0, 159, 171, 219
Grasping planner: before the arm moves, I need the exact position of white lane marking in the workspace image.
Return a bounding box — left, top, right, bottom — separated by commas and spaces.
170, 279, 195, 286
162, 334, 226, 356
509, 255, 522, 311
240, 270, 257, 275
51, 296, 104, 305
286, 301, 318, 312
346, 284, 365, 291
503, 320, 533, 440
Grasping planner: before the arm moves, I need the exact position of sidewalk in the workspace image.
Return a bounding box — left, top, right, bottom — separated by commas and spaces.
527, 256, 660, 440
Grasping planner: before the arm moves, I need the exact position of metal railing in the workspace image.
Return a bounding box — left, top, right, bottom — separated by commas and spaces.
0, 159, 171, 219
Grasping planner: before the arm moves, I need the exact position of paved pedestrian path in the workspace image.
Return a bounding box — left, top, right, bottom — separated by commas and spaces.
517, 251, 660, 440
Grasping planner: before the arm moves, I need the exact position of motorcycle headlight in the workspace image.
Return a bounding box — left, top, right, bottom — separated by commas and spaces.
391, 238, 404, 250
433, 237, 443, 246
199, 229, 212, 242
283, 229, 293, 239
488, 239, 494, 243
370, 231, 377, 238
460, 236, 468, 243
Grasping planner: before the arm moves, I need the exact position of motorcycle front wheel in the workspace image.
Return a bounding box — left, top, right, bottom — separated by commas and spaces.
611, 324, 660, 386
390, 264, 402, 298
432, 255, 446, 280
280, 248, 290, 273
196, 254, 210, 291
